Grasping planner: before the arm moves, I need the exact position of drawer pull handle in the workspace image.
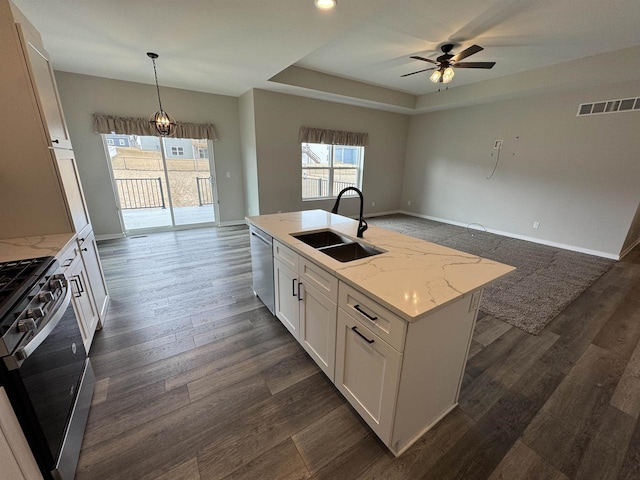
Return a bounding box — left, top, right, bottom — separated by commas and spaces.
297, 282, 303, 301
292, 278, 297, 297
354, 304, 377, 321
352, 326, 374, 344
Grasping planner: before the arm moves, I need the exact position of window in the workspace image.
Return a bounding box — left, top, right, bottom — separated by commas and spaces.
171, 146, 184, 156
199, 148, 208, 158
119, 139, 126, 146
107, 138, 114, 145
301, 143, 364, 200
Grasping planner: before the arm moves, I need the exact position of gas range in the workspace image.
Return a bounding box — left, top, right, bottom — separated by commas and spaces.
0, 256, 61, 357
0, 255, 95, 480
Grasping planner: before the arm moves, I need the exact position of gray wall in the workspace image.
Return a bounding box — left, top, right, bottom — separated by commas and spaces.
621, 202, 640, 256
55, 71, 245, 237
239, 90, 259, 216
252, 89, 410, 218
402, 79, 640, 257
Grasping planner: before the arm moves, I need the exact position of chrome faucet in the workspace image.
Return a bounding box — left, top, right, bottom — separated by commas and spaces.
331, 187, 368, 238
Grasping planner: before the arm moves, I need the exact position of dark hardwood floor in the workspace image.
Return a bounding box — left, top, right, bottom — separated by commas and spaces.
75, 226, 640, 480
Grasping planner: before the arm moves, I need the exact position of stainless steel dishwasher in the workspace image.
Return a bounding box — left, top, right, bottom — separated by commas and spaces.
249, 225, 275, 315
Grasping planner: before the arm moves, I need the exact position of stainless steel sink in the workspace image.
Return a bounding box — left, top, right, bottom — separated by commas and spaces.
292, 230, 351, 248
318, 242, 384, 263
292, 229, 384, 262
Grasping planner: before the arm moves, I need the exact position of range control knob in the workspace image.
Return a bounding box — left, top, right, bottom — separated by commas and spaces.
17, 318, 37, 332
38, 291, 54, 303
26, 307, 45, 319
51, 279, 64, 290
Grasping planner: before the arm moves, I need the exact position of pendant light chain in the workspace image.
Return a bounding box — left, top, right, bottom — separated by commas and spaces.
151, 57, 164, 112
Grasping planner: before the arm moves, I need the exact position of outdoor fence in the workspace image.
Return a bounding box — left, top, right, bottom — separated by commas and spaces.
302, 175, 356, 199
115, 177, 165, 209
197, 176, 214, 206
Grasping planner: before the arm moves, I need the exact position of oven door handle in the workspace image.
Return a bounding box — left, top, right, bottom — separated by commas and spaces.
5, 282, 73, 370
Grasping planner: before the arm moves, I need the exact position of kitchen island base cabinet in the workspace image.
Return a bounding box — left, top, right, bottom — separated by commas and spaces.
299, 282, 337, 379
335, 309, 402, 443
274, 258, 301, 339
273, 240, 338, 381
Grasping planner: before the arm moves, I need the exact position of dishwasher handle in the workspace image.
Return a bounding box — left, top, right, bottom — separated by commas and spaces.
250, 227, 272, 246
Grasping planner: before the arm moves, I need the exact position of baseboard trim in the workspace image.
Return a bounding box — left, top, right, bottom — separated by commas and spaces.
364, 210, 401, 218
219, 220, 248, 227
619, 236, 640, 260
95, 233, 126, 241
399, 211, 620, 260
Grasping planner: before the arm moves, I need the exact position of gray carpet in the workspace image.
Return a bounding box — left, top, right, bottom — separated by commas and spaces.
367, 214, 615, 335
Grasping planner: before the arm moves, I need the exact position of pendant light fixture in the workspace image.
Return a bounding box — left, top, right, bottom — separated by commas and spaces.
147, 52, 176, 137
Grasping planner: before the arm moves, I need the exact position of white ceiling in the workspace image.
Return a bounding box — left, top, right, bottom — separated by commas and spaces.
12, 0, 640, 104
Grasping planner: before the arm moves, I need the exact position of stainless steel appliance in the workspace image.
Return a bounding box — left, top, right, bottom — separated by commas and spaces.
0, 256, 95, 480
249, 225, 275, 314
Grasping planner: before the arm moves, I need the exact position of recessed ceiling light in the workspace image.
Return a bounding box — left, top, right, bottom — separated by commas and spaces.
315, 0, 336, 10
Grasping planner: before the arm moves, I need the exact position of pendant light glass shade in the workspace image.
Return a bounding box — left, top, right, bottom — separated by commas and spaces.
147, 52, 176, 137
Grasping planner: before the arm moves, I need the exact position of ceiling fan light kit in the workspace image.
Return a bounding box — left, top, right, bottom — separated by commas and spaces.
314, 0, 336, 10
403, 43, 495, 86
147, 52, 177, 137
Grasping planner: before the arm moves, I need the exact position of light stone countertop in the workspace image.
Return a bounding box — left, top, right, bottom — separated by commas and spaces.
246, 210, 515, 322
0, 233, 76, 263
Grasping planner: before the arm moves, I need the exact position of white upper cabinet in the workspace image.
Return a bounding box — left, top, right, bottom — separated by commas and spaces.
16, 21, 72, 149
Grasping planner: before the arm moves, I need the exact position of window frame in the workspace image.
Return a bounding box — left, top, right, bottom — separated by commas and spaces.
171, 146, 184, 156
301, 143, 364, 201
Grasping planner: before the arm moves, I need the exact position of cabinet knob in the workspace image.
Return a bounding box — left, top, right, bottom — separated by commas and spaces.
81, 247, 88, 252
52, 139, 59, 144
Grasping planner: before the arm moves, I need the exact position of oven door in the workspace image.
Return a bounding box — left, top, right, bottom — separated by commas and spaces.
2, 276, 95, 480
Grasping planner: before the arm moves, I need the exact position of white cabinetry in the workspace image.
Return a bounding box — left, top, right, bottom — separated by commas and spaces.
58, 240, 99, 351
335, 308, 401, 443
0, 388, 42, 480
1, 0, 109, 328
337, 282, 482, 455
77, 230, 108, 323
253, 230, 484, 456
273, 241, 337, 380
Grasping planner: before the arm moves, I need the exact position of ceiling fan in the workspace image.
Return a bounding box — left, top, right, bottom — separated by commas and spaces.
402, 44, 495, 84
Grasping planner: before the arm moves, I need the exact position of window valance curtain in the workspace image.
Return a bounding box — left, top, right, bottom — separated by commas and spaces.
92, 114, 218, 141
298, 126, 368, 147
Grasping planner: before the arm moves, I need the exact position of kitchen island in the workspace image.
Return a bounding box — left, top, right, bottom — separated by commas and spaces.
246, 210, 514, 456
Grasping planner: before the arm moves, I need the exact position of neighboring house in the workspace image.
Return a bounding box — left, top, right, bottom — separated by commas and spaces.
104, 133, 131, 147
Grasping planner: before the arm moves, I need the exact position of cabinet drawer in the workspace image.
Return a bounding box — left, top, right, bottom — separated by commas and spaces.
56, 240, 78, 272
338, 283, 407, 352
300, 258, 338, 303
273, 240, 298, 271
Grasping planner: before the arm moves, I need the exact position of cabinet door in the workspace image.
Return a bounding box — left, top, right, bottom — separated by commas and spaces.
335, 309, 402, 443
273, 258, 300, 339
69, 257, 99, 351
0, 388, 42, 480
17, 23, 72, 149
54, 150, 90, 233
79, 230, 109, 324
299, 282, 337, 381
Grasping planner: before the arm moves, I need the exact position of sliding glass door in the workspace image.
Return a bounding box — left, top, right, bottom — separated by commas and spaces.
104, 134, 218, 232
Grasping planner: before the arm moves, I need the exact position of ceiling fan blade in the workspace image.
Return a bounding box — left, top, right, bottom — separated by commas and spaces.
454, 61, 496, 69
401, 68, 436, 77
410, 55, 438, 65
450, 44, 483, 62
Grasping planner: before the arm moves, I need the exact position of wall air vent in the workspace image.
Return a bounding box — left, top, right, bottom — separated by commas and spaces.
577, 97, 640, 116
